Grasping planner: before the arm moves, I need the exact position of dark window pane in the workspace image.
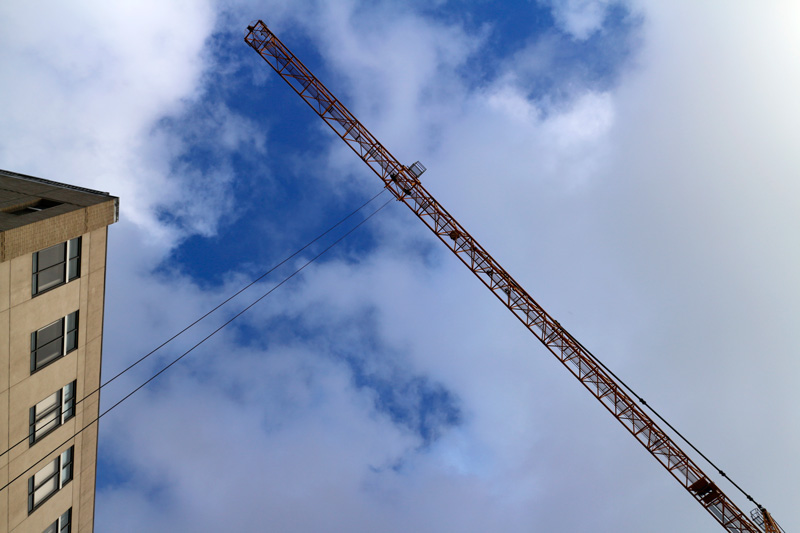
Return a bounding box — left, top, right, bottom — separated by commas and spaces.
36, 320, 63, 348
62, 402, 74, 422
65, 331, 77, 353
60, 508, 72, 533
61, 448, 73, 483
33, 240, 79, 294
63, 381, 76, 422
31, 317, 74, 371
67, 258, 79, 281
34, 341, 64, 369
65, 313, 78, 352
68, 238, 80, 259
38, 243, 66, 269
29, 407, 36, 445
36, 265, 65, 293
61, 463, 72, 484
64, 381, 75, 400
43, 520, 58, 533
65, 312, 77, 332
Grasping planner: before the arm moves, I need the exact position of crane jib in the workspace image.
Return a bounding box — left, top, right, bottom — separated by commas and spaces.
244, 20, 777, 533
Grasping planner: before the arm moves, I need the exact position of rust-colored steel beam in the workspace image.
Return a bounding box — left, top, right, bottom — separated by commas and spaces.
763, 509, 783, 533
245, 20, 768, 533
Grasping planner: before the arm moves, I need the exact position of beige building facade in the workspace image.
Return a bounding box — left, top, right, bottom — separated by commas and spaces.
0, 169, 118, 532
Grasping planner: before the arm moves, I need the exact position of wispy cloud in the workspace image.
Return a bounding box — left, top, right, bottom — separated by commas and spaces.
540, 0, 618, 40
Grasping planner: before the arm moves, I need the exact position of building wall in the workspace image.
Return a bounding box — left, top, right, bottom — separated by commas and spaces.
1, 173, 116, 533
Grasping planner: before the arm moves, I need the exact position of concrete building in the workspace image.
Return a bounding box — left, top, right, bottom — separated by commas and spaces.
0, 169, 118, 532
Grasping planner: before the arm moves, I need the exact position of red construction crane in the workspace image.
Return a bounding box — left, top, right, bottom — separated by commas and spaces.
244, 20, 783, 533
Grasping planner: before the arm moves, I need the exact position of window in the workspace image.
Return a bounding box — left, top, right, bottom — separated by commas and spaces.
42, 508, 71, 533
32, 237, 81, 296
28, 446, 73, 514
29, 381, 76, 445
30, 312, 78, 373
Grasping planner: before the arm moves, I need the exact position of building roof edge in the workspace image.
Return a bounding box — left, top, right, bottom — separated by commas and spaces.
0, 168, 115, 198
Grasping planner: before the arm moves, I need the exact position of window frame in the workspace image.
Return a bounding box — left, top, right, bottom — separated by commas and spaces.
32, 237, 81, 296
30, 311, 79, 373
42, 508, 71, 533
29, 381, 77, 446
28, 446, 74, 514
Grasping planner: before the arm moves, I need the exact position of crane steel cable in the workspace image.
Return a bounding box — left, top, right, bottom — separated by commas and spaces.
566, 332, 767, 513
243, 20, 782, 532
0, 188, 387, 462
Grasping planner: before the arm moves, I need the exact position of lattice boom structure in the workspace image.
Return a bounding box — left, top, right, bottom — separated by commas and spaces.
245, 20, 771, 532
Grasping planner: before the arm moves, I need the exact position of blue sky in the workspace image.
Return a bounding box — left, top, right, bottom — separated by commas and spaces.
2, 1, 799, 531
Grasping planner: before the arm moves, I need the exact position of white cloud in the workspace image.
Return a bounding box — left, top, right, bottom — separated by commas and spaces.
3, 0, 798, 531
97, 348, 421, 532
542, 0, 617, 40
0, 2, 197, 232
547, 91, 614, 146
0, 0, 268, 242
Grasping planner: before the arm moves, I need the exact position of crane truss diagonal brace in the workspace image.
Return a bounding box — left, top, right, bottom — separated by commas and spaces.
244, 21, 763, 533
